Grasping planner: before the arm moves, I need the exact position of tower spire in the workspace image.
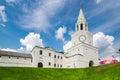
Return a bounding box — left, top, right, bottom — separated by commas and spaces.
75, 4, 88, 32
77, 5, 86, 23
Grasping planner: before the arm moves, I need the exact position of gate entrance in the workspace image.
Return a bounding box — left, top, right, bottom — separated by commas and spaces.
89, 61, 94, 67
38, 62, 43, 68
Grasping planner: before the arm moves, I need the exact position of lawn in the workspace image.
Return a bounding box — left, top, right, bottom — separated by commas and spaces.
0, 63, 120, 80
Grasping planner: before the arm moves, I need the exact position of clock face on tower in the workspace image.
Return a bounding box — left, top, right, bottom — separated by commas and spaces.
79, 35, 86, 42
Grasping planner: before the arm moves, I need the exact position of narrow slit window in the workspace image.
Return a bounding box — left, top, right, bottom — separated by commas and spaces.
81, 24, 83, 30
40, 50, 42, 55
77, 25, 79, 31
54, 64, 56, 67
49, 62, 51, 66
49, 53, 51, 57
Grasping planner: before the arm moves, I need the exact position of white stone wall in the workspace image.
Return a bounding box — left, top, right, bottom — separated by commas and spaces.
82, 44, 99, 66
0, 56, 32, 67
64, 42, 98, 68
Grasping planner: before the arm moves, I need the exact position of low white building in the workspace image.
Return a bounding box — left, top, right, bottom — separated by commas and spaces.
0, 6, 99, 68
0, 50, 32, 67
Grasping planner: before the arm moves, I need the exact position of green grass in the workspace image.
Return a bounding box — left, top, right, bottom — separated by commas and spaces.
0, 63, 120, 80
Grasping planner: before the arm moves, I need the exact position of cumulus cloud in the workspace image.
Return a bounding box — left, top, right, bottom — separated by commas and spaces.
18, 47, 26, 52
0, 32, 44, 53
20, 32, 44, 51
93, 32, 115, 58
20, 0, 66, 32
0, 6, 7, 22
55, 26, 67, 42
63, 41, 72, 52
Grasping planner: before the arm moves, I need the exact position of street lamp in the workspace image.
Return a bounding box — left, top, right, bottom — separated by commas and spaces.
116, 49, 120, 62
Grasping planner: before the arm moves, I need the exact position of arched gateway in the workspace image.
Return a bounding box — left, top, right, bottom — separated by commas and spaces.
89, 61, 94, 67
38, 62, 43, 68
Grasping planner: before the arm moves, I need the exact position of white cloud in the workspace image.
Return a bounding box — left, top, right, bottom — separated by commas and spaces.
17, 47, 26, 52
20, 0, 66, 32
6, 0, 16, 6
0, 6, 7, 22
68, 30, 74, 36
0, 23, 5, 27
89, 1, 120, 20
63, 41, 72, 52
95, 0, 102, 4
0, 32, 44, 53
20, 32, 44, 51
55, 26, 67, 42
6, 0, 16, 3
1, 48, 17, 52
93, 32, 115, 58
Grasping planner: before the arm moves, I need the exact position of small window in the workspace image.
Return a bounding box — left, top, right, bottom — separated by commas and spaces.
9, 56, 11, 60
40, 50, 42, 55
57, 64, 59, 67
54, 64, 56, 67
61, 56, 62, 59
49, 53, 51, 57
60, 65, 62, 68
49, 62, 51, 66
54, 55, 56, 58
58, 56, 59, 59
81, 24, 83, 30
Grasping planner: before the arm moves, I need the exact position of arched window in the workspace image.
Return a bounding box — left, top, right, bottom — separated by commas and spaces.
54, 55, 56, 58
81, 24, 83, 30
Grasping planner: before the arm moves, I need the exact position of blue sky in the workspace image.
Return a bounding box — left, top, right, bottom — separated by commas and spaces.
0, 0, 120, 59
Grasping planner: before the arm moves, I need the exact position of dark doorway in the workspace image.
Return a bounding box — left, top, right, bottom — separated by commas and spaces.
81, 24, 83, 30
38, 62, 43, 68
89, 61, 94, 67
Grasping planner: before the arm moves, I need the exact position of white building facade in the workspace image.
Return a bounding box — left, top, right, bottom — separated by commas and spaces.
0, 7, 99, 68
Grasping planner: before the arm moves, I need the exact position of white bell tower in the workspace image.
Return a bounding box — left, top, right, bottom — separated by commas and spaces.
63, 5, 98, 68
71, 5, 93, 46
